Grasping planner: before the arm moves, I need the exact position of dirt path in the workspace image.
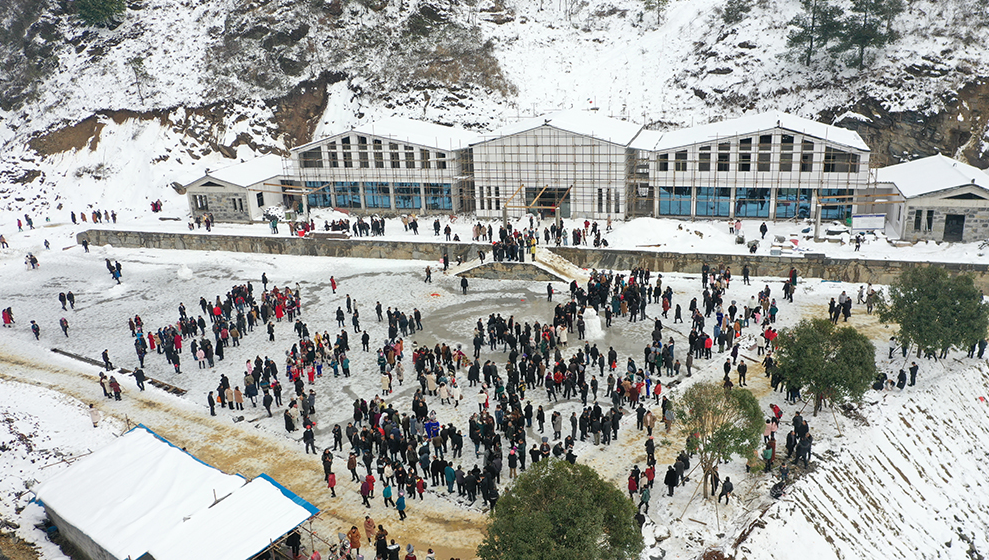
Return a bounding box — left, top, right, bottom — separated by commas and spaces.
0, 532, 41, 560
0, 348, 483, 560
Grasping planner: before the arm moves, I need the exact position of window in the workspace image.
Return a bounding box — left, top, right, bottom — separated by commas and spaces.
342, 137, 352, 168
598, 188, 604, 213
759, 135, 772, 151
405, 146, 415, 169
698, 146, 711, 172
256, 192, 264, 208
658, 187, 692, 215
300, 147, 323, 169
819, 188, 850, 220
436, 152, 447, 170
328, 142, 339, 168
776, 188, 812, 219
717, 143, 730, 171
658, 154, 669, 172
364, 182, 391, 209
420, 149, 430, 169
823, 147, 860, 173
358, 136, 368, 168
800, 140, 814, 172
333, 182, 361, 208
780, 135, 794, 172
395, 183, 422, 209
757, 152, 771, 172
494, 186, 500, 210
696, 187, 731, 217
389, 143, 400, 168
306, 181, 332, 208
734, 187, 770, 217
614, 189, 621, 214
780, 152, 793, 172
926, 210, 934, 231
739, 138, 753, 151
739, 153, 751, 172
675, 151, 688, 172
913, 209, 922, 231
193, 194, 209, 211
230, 197, 244, 212
425, 183, 452, 210
373, 140, 384, 168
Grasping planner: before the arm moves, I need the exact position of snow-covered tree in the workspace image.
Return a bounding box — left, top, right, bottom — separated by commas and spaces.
76, 0, 126, 26
787, 0, 845, 66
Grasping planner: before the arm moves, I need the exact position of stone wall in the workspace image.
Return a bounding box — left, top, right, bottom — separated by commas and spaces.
77, 229, 989, 290
457, 262, 567, 282
79, 229, 489, 262
903, 205, 989, 243
544, 246, 989, 290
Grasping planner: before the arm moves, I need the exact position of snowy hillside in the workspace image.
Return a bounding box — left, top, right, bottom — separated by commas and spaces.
3, 0, 989, 225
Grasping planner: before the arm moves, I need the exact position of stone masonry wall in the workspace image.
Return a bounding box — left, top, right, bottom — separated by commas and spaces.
77, 229, 989, 291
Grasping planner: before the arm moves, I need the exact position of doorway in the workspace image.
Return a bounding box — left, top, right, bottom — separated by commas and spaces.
943, 214, 965, 242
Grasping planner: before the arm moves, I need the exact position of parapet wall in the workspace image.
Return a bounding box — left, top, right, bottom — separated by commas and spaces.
77, 229, 989, 290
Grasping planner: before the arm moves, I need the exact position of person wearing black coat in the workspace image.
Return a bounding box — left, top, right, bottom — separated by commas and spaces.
718, 477, 734, 504
664, 466, 678, 496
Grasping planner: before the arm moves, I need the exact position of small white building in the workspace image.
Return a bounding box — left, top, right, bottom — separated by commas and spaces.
877, 154, 989, 243
183, 154, 288, 222
629, 111, 871, 221
34, 425, 318, 560
287, 117, 478, 214
472, 110, 643, 220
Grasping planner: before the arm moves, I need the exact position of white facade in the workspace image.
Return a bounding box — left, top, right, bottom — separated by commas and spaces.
183, 154, 287, 222
630, 112, 871, 221
472, 111, 643, 220
287, 117, 477, 214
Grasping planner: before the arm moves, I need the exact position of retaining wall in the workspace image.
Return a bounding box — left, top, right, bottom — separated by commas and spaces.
77, 229, 989, 290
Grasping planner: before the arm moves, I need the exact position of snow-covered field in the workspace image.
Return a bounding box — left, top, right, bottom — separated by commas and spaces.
2, 211, 989, 559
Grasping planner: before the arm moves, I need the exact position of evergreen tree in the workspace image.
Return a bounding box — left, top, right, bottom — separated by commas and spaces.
722, 0, 753, 25
836, 0, 903, 68
76, 0, 126, 26
877, 267, 989, 358
477, 459, 643, 560
774, 318, 877, 416
787, 0, 845, 66
676, 382, 763, 499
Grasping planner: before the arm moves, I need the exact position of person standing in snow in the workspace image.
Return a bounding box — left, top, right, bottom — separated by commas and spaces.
89, 404, 101, 427
102, 349, 113, 371
718, 476, 734, 504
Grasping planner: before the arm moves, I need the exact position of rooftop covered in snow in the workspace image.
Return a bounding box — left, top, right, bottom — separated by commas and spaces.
34, 425, 317, 560
295, 116, 480, 153
477, 109, 644, 146
205, 154, 285, 187
876, 154, 989, 199
630, 110, 870, 152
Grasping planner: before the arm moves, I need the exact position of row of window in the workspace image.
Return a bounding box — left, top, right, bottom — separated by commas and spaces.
192, 194, 249, 213
305, 181, 452, 210
300, 137, 448, 170
656, 144, 859, 174
653, 186, 849, 219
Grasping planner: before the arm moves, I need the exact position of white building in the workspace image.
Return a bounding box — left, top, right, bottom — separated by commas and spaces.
629, 111, 871, 221
471, 110, 643, 220
286, 117, 478, 214
877, 154, 989, 243
182, 154, 288, 222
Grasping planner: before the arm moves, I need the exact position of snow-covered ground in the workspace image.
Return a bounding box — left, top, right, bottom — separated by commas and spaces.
2, 213, 989, 559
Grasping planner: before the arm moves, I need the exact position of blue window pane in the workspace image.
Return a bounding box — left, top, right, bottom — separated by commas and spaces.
425, 183, 452, 211
364, 182, 391, 209
394, 183, 422, 209
734, 187, 770, 218
658, 187, 692, 216
775, 188, 812, 219
696, 187, 730, 217
305, 181, 333, 208
334, 182, 361, 208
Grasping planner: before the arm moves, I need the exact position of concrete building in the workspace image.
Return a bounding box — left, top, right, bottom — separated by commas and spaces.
182, 154, 287, 222
286, 117, 478, 214
628, 111, 871, 221
471, 110, 643, 220
877, 154, 989, 243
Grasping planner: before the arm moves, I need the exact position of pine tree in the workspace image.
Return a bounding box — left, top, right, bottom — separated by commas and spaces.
774, 318, 877, 416
836, 0, 902, 68
76, 0, 126, 26
877, 267, 989, 358
722, 0, 753, 25
786, 0, 845, 66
